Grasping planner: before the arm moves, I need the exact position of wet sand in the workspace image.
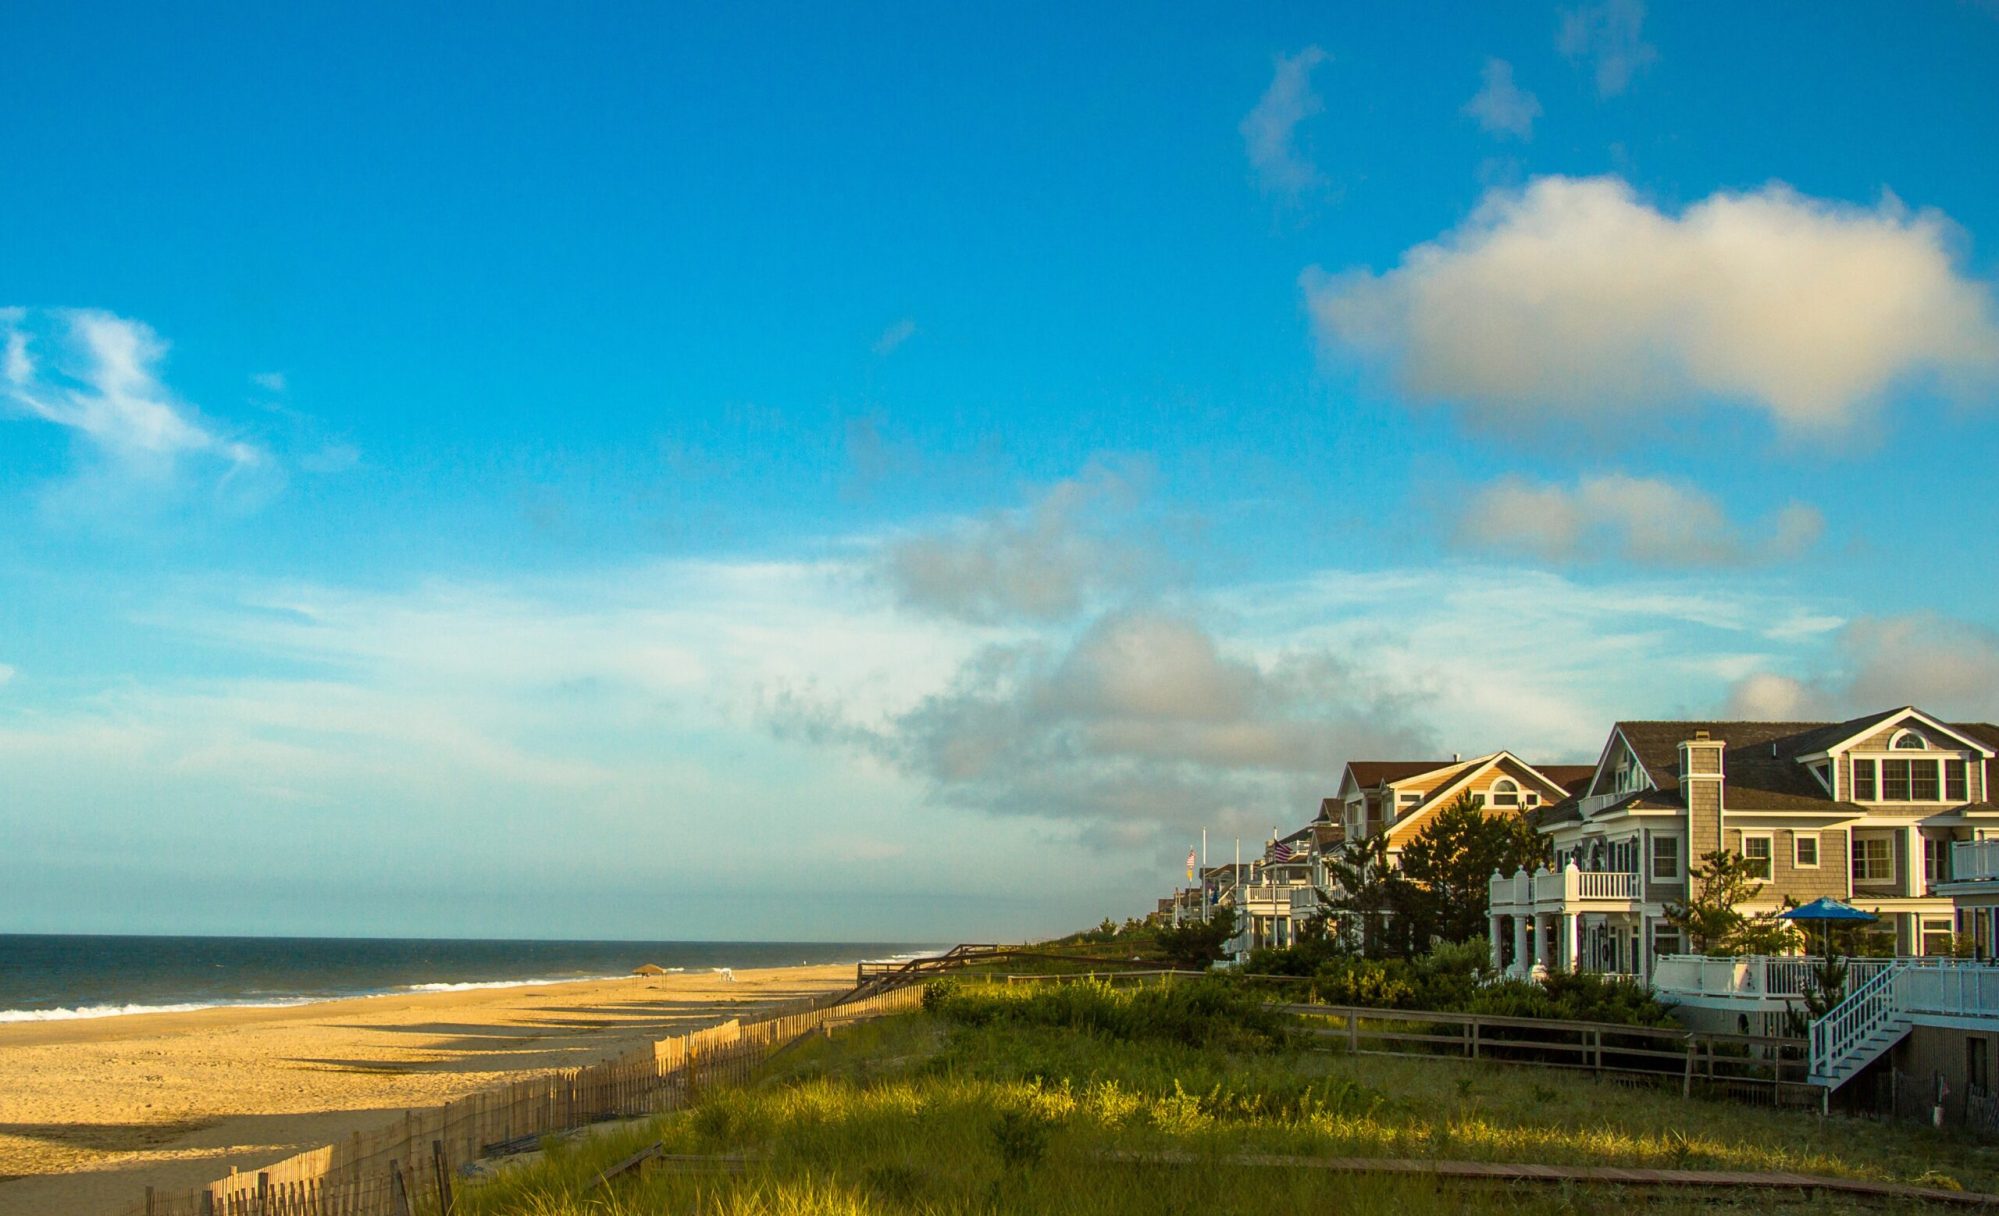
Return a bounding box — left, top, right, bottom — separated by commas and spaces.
0, 962, 855, 1215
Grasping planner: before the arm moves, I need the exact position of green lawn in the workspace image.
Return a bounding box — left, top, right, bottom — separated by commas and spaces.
454, 988, 1999, 1214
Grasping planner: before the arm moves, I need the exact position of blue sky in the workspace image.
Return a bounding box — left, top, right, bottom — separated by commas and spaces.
3, 2, 1998, 941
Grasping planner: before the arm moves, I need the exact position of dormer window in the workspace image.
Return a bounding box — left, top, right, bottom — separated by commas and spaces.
1892, 730, 1927, 750
1490, 779, 1520, 807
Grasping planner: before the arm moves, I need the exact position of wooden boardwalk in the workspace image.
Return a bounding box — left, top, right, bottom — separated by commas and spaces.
1098, 1150, 1999, 1207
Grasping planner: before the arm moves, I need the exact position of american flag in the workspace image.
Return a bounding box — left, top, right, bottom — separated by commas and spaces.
1269, 840, 1294, 862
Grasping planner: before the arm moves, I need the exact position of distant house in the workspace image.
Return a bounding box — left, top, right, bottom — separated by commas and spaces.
1333, 753, 1593, 862
1490, 707, 1999, 993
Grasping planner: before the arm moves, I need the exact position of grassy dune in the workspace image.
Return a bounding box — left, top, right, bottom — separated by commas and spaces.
456, 981, 1993, 1214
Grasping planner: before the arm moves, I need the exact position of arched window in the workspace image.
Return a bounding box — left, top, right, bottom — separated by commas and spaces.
1490, 778, 1520, 807
1892, 730, 1927, 750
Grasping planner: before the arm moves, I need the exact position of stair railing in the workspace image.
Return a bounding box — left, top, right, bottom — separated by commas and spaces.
1809, 961, 1906, 1082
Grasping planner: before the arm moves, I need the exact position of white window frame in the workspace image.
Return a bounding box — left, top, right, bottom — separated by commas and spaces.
1742, 833, 1774, 880
1890, 729, 1928, 750
1489, 778, 1520, 807
1846, 752, 1963, 804
1650, 834, 1680, 882
1793, 832, 1820, 869
1853, 835, 1893, 883
1920, 916, 1955, 957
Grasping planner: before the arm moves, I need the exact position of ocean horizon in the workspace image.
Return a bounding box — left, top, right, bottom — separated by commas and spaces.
0, 933, 942, 1023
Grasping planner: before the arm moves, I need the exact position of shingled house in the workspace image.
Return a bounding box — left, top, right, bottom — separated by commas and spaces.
1332, 753, 1595, 862
1489, 707, 1999, 987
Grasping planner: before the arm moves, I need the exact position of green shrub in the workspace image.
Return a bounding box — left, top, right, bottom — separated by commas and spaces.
925, 978, 1287, 1050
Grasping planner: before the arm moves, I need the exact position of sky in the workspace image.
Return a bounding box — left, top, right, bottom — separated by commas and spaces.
3, 2, 1998, 942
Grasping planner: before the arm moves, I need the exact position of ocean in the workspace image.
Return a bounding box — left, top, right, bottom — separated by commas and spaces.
0, 934, 938, 1022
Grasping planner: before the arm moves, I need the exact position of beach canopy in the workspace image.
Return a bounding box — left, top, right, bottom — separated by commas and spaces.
1779, 898, 1878, 923
632, 963, 669, 976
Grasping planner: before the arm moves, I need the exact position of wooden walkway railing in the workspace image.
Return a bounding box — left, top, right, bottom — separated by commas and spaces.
850, 945, 1172, 994
127, 983, 925, 1216
1284, 1003, 1816, 1104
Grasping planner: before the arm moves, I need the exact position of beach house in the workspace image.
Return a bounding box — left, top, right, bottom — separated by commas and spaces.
1488, 708, 1999, 1016
1332, 753, 1595, 862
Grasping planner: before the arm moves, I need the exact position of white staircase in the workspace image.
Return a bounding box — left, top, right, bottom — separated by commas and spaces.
1808, 962, 1912, 1090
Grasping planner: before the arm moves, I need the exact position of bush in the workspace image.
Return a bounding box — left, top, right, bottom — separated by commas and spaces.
1461, 971, 1676, 1027
1250, 938, 1675, 1029
925, 977, 1287, 1050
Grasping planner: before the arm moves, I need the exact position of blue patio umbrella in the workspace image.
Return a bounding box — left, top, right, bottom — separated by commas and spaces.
1779, 897, 1878, 956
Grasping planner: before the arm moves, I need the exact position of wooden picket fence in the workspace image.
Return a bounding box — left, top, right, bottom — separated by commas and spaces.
128, 983, 925, 1216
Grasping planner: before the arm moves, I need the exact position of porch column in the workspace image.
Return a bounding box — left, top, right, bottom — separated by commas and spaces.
1530, 915, 1546, 969
1514, 915, 1530, 978
1564, 913, 1581, 973
1488, 914, 1503, 969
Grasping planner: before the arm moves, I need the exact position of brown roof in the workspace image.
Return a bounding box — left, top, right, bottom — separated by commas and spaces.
1610, 713, 1999, 813
1534, 764, 1597, 795
1345, 760, 1458, 788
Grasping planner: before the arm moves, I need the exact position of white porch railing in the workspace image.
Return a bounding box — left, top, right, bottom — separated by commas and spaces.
1489, 864, 1639, 912
1953, 838, 1999, 883
1653, 954, 1903, 1001
1574, 870, 1638, 900
1902, 964, 1999, 1015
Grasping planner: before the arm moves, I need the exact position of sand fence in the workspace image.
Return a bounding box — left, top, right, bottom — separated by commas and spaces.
127, 984, 924, 1216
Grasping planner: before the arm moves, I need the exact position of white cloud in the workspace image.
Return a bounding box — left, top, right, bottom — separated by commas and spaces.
1, 308, 273, 504
1303, 176, 1999, 435
1462, 59, 1541, 139
1558, 0, 1656, 96
0, 663, 14, 687
1454, 473, 1821, 566
1723, 613, 1999, 723
873, 319, 917, 357
1240, 46, 1329, 197
0, 545, 1864, 933
875, 465, 1155, 624
774, 608, 1434, 842
251, 371, 287, 393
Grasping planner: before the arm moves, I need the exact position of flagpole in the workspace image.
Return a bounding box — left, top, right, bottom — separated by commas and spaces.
1202, 828, 1209, 923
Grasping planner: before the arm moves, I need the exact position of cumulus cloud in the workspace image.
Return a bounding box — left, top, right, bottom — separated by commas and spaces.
1462, 59, 1541, 139
1454, 473, 1821, 566
1, 308, 272, 504
776, 609, 1433, 841
1240, 46, 1329, 197
875, 466, 1154, 624
1558, 0, 1656, 96
1303, 176, 1999, 435
1723, 613, 1999, 722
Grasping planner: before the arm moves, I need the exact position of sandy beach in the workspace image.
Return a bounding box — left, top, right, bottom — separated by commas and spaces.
0, 962, 855, 1216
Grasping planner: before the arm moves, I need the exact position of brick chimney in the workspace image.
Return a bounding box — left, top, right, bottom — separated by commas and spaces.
1678, 729, 1726, 859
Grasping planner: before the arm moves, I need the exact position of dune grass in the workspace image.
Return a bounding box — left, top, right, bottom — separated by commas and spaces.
454, 982, 1995, 1214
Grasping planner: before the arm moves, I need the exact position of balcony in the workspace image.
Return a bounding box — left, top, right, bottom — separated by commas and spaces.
1489, 863, 1640, 914
1951, 839, 1999, 884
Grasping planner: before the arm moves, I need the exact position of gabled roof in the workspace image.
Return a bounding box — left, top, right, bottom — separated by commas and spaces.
1805, 707, 1998, 758
1604, 712, 1999, 813
1381, 752, 1584, 843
